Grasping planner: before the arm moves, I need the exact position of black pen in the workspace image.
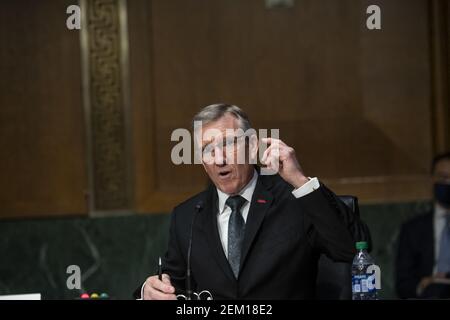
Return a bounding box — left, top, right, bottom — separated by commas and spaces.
158, 257, 162, 281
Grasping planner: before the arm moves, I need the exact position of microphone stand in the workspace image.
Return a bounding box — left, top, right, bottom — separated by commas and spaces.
186, 201, 203, 300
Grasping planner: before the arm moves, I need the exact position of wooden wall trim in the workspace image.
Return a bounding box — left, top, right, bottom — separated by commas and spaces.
430, 0, 450, 153
80, 0, 133, 213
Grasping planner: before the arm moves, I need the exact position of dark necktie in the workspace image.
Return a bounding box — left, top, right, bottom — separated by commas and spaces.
226, 195, 247, 279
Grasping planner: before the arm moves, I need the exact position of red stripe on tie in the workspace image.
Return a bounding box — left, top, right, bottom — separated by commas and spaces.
257, 199, 267, 203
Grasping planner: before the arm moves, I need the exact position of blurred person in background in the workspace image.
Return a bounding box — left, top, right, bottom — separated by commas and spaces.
396, 152, 450, 299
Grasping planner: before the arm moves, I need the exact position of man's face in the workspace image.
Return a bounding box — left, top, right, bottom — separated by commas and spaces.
433, 159, 450, 185
197, 114, 257, 195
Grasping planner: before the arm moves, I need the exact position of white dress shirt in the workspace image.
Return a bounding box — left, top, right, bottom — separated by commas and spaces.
433, 203, 450, 274
216, 169, 320, 257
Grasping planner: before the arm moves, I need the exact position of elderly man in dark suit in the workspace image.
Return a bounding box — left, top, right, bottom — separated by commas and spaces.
138, 103, 370, 299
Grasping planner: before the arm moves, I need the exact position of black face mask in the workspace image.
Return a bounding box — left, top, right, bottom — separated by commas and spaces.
434, 183, 450, 208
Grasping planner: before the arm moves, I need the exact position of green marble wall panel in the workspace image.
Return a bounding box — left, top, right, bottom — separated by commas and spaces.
0, 201, 432, 299
0, 214, 170, 299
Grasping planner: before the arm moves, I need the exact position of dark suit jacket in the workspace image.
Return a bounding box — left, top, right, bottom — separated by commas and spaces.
395, 212, 434, 299
138, 174, 370, 299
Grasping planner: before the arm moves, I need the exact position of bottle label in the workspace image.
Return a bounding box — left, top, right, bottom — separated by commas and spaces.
352, 274, 376, 293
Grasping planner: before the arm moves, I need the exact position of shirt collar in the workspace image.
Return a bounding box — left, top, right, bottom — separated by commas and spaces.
435, 203, 450, 219
217, 169, 258, 215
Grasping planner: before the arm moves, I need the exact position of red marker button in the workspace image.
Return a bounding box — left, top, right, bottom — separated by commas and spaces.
80, 293, 90, 299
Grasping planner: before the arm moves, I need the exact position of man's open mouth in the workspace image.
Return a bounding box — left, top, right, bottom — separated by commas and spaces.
218, 170, 231, 179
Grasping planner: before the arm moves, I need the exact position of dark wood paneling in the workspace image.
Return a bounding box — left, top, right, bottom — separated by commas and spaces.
3, 0, 443, 216
0, 0, 87, 217
128, 0, 441, 213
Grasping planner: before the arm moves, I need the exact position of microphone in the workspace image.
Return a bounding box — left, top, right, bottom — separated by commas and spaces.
186, 201, 203, 300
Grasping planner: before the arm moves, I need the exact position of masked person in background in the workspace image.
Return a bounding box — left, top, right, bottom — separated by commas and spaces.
396, 152, 450, 299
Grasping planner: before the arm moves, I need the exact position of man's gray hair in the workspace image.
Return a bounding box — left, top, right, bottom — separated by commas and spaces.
192, 103, 252, 131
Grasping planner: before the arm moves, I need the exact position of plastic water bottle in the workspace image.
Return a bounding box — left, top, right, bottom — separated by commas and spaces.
352, 241, 377, 300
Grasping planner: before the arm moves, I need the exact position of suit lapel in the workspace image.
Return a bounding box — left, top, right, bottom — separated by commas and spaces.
202, 185, 236, 282
239, 175, 273, 273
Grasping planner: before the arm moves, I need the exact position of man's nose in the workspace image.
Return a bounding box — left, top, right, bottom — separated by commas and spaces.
214, 146, 226, 166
